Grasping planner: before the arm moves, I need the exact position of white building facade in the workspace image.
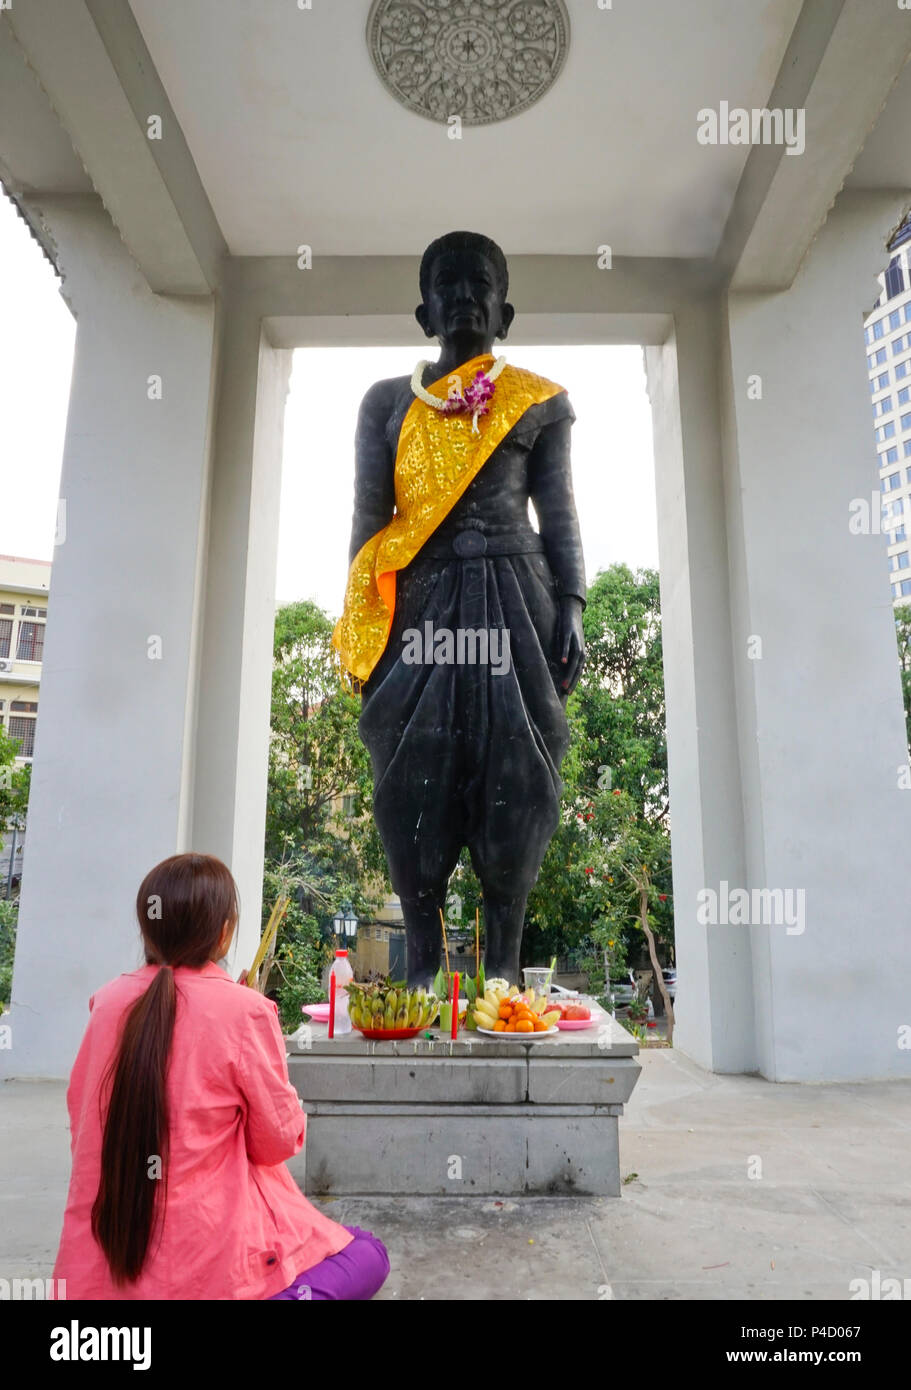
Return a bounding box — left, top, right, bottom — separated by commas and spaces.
867, 220, 911, 603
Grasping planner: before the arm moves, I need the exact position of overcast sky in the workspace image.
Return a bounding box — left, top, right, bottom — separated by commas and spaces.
0, 192, 659, 613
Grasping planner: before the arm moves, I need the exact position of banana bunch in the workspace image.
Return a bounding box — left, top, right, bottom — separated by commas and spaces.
472, 982, 561, 1032
347, 980, 439, 1032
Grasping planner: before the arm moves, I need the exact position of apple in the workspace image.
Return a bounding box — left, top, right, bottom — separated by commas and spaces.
563, 1004, 591, 1021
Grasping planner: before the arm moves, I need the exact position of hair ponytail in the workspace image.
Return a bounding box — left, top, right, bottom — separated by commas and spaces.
91, 964, 176, 1285
90, 853, 239, 1285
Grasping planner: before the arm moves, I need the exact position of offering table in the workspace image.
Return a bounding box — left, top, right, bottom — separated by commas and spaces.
284, 1003, 640, 1198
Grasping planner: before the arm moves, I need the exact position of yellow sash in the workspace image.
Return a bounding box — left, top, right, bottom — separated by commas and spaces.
332, 353, 565, 685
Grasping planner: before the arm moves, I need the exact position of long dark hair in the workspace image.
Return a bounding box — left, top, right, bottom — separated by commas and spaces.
91, 853, 240, 1285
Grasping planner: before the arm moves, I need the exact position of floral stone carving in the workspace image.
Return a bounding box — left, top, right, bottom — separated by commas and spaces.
367, 0, 571, 126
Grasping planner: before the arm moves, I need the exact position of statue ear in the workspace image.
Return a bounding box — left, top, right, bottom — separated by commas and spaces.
497, 302, 516, 340
415, 303, 435, 339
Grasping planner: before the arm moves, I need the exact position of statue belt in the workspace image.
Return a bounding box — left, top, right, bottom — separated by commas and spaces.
414, 529, 546, 562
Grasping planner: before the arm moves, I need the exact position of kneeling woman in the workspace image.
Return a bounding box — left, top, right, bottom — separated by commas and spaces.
53, 852, 389, 1300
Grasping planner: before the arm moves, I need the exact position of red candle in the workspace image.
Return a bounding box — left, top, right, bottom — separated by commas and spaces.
451, 972, 460, 1040
328, 972, 336, 1040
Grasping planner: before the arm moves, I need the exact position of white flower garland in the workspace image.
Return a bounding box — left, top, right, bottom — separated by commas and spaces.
410, 355, 507, 410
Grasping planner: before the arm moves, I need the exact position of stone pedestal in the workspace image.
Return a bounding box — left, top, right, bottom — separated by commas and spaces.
285, 1006, 640, 1198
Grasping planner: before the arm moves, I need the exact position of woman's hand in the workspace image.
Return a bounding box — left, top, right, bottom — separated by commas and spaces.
558, 595, 585, 694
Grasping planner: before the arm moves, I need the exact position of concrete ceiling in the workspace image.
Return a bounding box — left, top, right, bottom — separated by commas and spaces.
4, 1, 910, 299
846, 53, 911, 192
128, 0, 804, 258
0, 21, 93, 195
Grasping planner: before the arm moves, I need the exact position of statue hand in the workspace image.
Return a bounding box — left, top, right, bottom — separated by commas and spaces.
558, 595, 585, 694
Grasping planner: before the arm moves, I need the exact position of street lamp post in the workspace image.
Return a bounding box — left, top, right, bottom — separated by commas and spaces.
332, 904, 358, 940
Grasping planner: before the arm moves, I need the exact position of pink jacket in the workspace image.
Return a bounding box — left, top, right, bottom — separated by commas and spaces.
53, 961, 353, 1299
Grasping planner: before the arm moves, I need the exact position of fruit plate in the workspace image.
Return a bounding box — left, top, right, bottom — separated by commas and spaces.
475, 1026, 558, 1039
556, 1016, 597, 1030
301, 1002, 331, 1021
355, 1025, 426, 1041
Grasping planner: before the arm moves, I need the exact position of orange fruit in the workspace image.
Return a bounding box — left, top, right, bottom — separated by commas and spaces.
494, 1020, 506, 1032
505, 1021, 517, 1032
533, 1019, 547, 1031
498, 1004, 512, 1020
516, 1020, 534, 1033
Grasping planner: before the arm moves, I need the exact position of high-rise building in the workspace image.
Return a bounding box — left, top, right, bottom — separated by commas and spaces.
865, 214, 911, 605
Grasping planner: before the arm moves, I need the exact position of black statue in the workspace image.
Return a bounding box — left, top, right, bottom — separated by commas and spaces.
335, 231, 586, 986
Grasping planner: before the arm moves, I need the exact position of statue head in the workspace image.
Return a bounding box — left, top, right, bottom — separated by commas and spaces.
415, 230, 515, 355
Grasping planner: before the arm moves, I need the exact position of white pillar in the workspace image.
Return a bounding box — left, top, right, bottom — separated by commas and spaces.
2, 197, 217, 1077
650, 189, 911, 1082
721, 189, 911, 1082
2, 199, 289, 1077
190, 293, 292, 972
646, 301, 756, 1074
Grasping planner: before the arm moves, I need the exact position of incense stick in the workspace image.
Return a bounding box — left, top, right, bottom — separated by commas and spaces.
475, 907, 480, 977
248, 894, 289, 986
438, 907, 451, 976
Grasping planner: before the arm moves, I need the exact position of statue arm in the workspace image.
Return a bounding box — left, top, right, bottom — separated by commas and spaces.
348, 381, 397, 565
528, 410, 586, 694
527, 414, 587, 605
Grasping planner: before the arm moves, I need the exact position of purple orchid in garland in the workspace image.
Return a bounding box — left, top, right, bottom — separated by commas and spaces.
438, 369, 497, 431
464, 369, 496, 421
411, 356, 507, 433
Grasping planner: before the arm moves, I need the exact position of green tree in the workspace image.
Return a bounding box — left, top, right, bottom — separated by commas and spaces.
0, 724, 30, 831
576, 788, 674, 1037
574, 564, 667, 819
262, 599, 385, 1029
0, 730, 29, 1008
524, 565, 673, 995
265, 600, 373, 857
0, 899, 16, 1008
260, 842, 372, 1031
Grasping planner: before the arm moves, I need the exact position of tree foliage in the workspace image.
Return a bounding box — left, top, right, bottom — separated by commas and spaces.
524, 565, 673, 996
573, 564, 668, 818
263, 600, 382, 1029
265, 600, 373, 856
0, 731, 29, 1007
0, 725, 30, 838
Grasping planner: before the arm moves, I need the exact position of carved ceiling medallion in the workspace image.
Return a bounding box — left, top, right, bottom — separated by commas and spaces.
367, 0, 571, 126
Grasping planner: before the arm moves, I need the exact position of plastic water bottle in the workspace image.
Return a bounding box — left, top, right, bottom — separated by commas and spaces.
329, 950, 353, 1035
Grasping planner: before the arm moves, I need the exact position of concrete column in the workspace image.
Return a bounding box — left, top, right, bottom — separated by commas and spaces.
646, 302, 756, 1075
649, 189, 911, 1083
721, 189, 911, 1082
2, 197, 218, 1077
190, 283, 292, 972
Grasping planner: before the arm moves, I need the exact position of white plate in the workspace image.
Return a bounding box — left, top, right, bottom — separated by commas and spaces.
475, 1025, 558, 1039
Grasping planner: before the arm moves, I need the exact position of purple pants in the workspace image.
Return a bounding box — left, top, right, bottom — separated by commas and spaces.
268, 1225, 390, 1301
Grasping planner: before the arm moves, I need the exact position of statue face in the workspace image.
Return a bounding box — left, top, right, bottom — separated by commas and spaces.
418, 249, 513, 348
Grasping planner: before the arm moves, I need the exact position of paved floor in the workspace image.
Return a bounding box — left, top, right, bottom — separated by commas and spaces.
3, 1049, 910, 1300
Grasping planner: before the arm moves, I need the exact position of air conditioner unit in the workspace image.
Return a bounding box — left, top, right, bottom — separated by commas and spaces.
0, 659, 14, 673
